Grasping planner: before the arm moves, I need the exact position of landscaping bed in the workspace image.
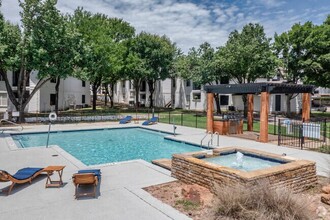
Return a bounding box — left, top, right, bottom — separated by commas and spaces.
144, 176, 330, 220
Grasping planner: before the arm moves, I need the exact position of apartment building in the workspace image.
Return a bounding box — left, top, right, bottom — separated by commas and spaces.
0, 71, 91, 113
112, 76, 328, 113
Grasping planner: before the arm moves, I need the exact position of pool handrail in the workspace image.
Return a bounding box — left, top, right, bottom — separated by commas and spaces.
0, 119, 23, 133
201, 131, 212, 148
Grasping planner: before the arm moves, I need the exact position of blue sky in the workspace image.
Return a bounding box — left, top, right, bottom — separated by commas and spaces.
1, 0, 329, 52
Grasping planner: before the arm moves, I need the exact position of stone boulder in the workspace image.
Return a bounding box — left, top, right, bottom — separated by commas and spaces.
321, 185, 330, 194
321, 194, 330, 206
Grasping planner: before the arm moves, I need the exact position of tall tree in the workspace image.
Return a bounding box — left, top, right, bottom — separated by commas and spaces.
274, 22, 313, 115
216, 23, 276, 116
71, 9, 134, 110
0, 0, 80, 122
123, 32, 176, 108
302, 15, 330, 88
177, 42, 225, 113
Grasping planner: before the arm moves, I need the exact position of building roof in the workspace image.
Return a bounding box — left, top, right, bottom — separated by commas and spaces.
204, 83, 315, 94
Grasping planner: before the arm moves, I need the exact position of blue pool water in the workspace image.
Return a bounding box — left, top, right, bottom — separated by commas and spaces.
12, 128, 202, 165
202, 153, 285, 172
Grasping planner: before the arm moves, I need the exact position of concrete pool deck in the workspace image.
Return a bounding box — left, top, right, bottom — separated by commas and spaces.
1, 121, 330, 219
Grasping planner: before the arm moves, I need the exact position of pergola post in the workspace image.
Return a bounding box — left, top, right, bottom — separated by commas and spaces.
259, 91, 269, 143
302, 93, 311, 122
247, 94, 254, 131
206, 93, 214, 132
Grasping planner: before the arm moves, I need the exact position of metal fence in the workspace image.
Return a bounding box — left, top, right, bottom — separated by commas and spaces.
278, 118, 329, 150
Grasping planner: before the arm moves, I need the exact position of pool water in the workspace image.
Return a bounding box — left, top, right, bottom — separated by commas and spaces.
12, 128, 202, 165
202, 153, 285, 172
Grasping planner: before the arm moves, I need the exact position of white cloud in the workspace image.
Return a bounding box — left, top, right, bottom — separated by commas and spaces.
0, 0, 328, 53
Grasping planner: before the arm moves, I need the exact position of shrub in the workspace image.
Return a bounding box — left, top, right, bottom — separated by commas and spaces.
214, 182, 314, 220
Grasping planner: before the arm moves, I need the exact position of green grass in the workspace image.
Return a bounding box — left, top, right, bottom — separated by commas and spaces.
175, 199, 200, 211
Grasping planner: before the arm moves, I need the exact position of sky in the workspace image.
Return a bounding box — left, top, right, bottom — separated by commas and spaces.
1, 0, 329, 53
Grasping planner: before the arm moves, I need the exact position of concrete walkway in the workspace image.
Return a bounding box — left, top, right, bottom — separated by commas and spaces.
1, 121, 330, 219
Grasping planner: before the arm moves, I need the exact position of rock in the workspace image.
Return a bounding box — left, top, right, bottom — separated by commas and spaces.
321, 194, 330, 206
316, 206, 327, 218
321, 185, 330, 194
181, 184, 202, 204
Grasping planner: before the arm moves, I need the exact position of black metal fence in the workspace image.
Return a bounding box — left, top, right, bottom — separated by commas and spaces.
278, 118, 329, 150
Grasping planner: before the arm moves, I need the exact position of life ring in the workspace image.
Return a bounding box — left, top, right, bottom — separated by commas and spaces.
49, 112, 57, 121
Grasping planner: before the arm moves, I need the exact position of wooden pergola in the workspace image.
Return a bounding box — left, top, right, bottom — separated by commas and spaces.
204, 83, 315, 143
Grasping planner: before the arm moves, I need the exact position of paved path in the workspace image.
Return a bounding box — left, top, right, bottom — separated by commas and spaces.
1, 121, 330, 220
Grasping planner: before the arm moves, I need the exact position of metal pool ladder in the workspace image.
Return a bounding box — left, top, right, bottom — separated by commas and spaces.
201, 131, 213, 149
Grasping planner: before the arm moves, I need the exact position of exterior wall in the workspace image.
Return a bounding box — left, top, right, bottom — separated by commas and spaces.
171, 147, 317, 193
4, 71, 90, 113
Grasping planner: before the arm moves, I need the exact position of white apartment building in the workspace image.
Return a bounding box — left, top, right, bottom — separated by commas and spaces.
0, 71, 91, 113
112, 76, 329, 113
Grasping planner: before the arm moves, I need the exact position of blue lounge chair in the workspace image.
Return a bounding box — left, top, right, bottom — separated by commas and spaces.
142, 117, 159, 126
0, 167, 44, 195
119, 116, 132, 124
72, 169, 101, 198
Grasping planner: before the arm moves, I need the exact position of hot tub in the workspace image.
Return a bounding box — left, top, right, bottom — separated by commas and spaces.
171, 147, 317, 192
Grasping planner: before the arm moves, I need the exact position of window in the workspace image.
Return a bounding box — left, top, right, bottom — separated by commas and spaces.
220, 76, 229, 84
82, 81, 86, 87
50, 94, 56, 106
140, 94, 146, 99
12, 70, 29, 86
172, 78, 176, 88
0, 93, 7, 106
220, 95, 229, 105
122, 80, 125, 88
140, 81, 146, 92
193, 93, 201, 101
0, 74, 4, 81
50, 78, 57, 83
192, 83, 201, 90
186, 80, 191, 87
129, 81, 132, 89
82, 95, 85, 104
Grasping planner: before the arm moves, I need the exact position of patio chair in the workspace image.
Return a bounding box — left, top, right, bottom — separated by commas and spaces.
119, 116, 132, 124
142, 117, 159, 126
0, 167, 44, 195
72, 169, 101, 198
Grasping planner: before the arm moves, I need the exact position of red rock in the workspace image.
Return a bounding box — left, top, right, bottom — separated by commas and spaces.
321, 193, 330, 205
321, 185, 330, 194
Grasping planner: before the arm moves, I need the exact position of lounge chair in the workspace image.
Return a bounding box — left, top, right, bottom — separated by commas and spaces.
72, 169, 101, 198
119, 116, 132, 124
0, 167, 44, 195
142, 117, 158, 126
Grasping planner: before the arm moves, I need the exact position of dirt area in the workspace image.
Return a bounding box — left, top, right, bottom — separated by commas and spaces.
144, 176, 330, 220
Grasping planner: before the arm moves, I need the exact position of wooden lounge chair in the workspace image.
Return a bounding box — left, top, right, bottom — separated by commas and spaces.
0, 167, 44, 195
72, 169, 101, 198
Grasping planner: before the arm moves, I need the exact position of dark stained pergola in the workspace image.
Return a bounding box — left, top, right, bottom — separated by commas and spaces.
204, 83, 315, 143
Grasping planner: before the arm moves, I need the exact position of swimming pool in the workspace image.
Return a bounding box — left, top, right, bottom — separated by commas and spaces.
12, 128, 202, 165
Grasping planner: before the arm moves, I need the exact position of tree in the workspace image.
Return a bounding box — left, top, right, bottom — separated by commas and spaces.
216, 23, 276, 116
274, 22, 313, 115
177, 42, 226, 113
71, 9, 134, 110
123, 32, 176, 108
0, 0, 80, 122
302, 15, 330, 88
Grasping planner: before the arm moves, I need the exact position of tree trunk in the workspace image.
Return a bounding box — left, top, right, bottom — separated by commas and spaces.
105, 84, 114, 108
147, 80, 155, 108
214, 94, 221, 114
104, 84, 108, 107
110, 83, 114, 108
242, 94, 248, 118
92, 84, 98, 111
134, 79, 141, 108
55, 76, 60, 114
